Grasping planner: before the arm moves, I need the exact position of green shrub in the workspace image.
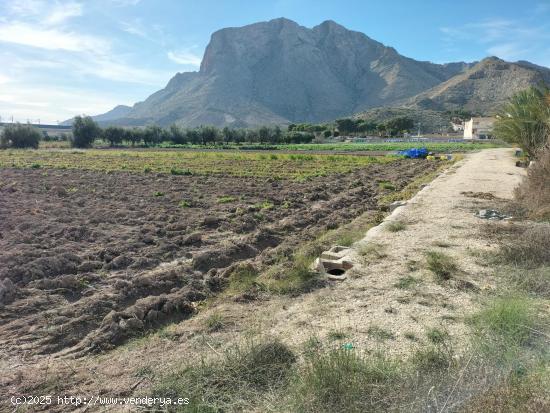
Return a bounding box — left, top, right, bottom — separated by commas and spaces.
1, 123, 41, 149
291, 350, 400, 412
72, 115, 101, 148
426, 251, 458, 280
426, 328, 449, 344
386, 220, 406, 232
470, 296, 536, 348
152, 340, 296, 411
204, 313, 225, 332
379, 181, 396, 190
411, 346, 452, 372
493, 86, 550, 158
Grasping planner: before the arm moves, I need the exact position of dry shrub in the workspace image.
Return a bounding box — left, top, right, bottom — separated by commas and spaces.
499, 225, 550, 268
515, 145, 550, 220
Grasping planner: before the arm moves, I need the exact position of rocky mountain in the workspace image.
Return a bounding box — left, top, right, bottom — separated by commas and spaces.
62, 105, 132, 125
92, 18, 549, 127
403, 57, 550, 114
100, 18, 471, 127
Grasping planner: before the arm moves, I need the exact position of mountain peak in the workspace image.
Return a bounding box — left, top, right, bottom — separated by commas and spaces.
93, 18, 550, 127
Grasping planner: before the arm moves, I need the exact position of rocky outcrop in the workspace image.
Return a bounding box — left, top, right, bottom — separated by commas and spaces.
93, 20, 549, 127
104, 18, 471, 127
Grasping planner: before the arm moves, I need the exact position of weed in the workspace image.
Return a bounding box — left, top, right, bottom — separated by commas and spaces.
170, 167, 192, 176
469, 295, 537, 349
256, 200, 274, 210
394, 275, 419, 289
253, 212, 265, 221
357, 243, 387, 260
152, 340, 296, 411
217, 195, 236, 204
379, 181, 396, 190
426, 328, 449, 344
367, 326, 395, 340
205, 313, 225, 332
509, 266, 550, 298
327, 330, 348, 341
290, 350, 400, 412
178, 200, 191, 208
411, 346, 452, 372
153, 191, 165, 197
425, 251, 458, 280
404, 332, 418, 341
135, 366, 154, 378
386, 220, 406, 232
335, 227, 366, 247
498, 225, 550, 268
227, 264, 259, 294
31, 163, 41, 169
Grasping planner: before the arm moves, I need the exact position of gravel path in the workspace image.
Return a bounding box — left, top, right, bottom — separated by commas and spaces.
265, 148, 526, 353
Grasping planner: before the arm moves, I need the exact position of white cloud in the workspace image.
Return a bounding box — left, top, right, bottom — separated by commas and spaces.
44, 1, 83, 25
120, 18, 149, 38
0, 22, 108, 52
110, 0, 141, 6
0, 82, 130, 123
6, 0, 83, 26
487, 43, 526, 60
440, 15, 550, 65
6, 0, 44, 17
167, 50, 202, 66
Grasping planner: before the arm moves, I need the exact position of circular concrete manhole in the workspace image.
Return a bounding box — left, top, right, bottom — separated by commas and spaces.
327, 268, 346, 276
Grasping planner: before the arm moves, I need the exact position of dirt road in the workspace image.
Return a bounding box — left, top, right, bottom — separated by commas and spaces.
264, 148, 526, 352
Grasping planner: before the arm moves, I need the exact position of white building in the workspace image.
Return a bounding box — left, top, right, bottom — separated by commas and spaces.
463, 117, 495, 139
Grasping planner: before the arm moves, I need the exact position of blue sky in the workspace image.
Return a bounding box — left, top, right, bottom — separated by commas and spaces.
0, 0, 549, 123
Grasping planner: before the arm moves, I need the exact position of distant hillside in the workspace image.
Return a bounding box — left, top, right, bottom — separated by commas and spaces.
61, 105, 132, 126
353, 107, 454, 133
403, 57, 550, 114
87, 19, 549, 128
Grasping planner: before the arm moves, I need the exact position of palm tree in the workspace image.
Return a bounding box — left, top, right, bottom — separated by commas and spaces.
494, 85, 550, 157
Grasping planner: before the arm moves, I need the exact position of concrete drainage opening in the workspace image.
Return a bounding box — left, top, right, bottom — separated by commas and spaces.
312, 246, 354, 281
327, 268, 346, 276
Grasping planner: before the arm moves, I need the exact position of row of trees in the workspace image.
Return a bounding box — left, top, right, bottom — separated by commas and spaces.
71, 116, 317, 148
1, 114, 418, 150
288, 117, 416, 136
335, 117, 415, 136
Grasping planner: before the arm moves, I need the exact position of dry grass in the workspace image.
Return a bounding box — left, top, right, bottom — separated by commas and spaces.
515, 145, 550, 220
425, 251, 458, 281
498, 224, 550, 268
